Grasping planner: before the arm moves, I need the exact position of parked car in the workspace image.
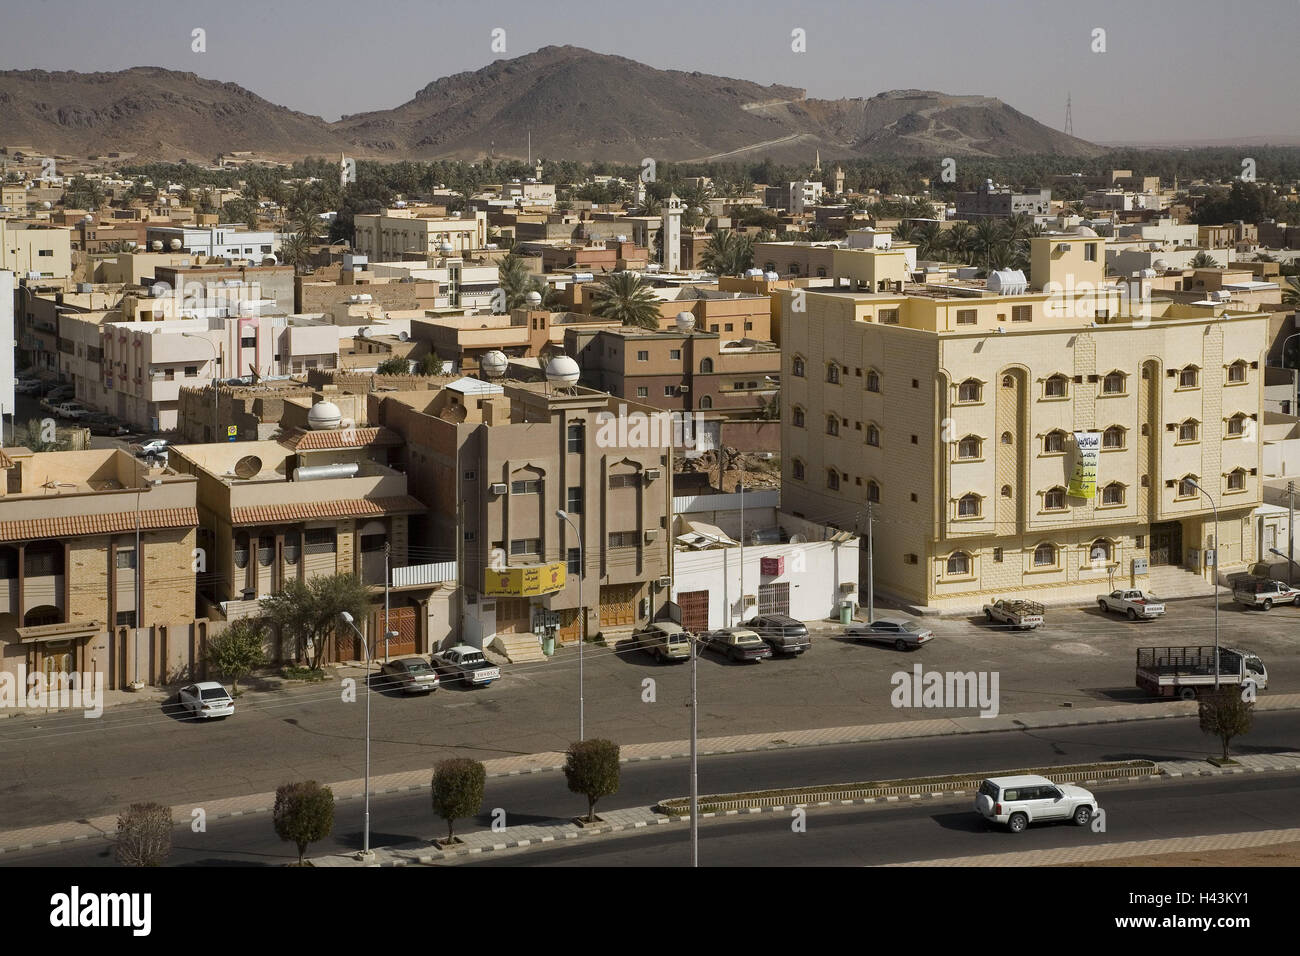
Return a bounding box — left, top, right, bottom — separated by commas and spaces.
746, 614, 812, 655
43, 384, 73, 401
135, 438, 170, 457
1097, 589, 1165, 620
702, 627, 772, 662
377, 657, 440, 694
982, 599, 1045, 630
844, 618, 934, 651
974, 775, 1098, 833
176, 682, 235, 719
634, 621, 693, 663
1232, 578, 1300, 610
432, 644, 501, 687
50, 402, 90, 421
15, 379, 42, 395
86, 418, 131, 437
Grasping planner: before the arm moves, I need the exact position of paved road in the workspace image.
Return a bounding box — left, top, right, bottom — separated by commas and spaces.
6, 712, 1299, 866
2, 595, 1295, 828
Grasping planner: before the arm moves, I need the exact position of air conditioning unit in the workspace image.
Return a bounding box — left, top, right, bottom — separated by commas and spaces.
644, 530, 659, 544
678, 384, 690, 393
655, 575, 672, 588
489, 482, 507, 495
644, 468, 662, 481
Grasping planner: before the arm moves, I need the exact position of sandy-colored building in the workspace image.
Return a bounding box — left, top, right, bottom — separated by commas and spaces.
352, 208, 488, 260
0, 220, 72, 278
782, 231, 1270, 610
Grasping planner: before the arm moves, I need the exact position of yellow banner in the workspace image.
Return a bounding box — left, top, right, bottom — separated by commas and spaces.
1067, 431, 1100, 499
483, 562, 567, 596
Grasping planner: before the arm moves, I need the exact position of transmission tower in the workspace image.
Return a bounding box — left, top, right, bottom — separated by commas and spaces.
1064, 93, 1073, 137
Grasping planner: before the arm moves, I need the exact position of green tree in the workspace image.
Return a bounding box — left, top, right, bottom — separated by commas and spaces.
17, 418, 63, 452
589, 272, 662, 330
114, 802, 173, 867
377, 356, 411, 375
260, 573, 370, 671
1198, 686, 1254, 760
1280, 276, 1300, 308
431, 758, 487, 843
279, 232, 312, 273
273, 781, 335, 865
699, 230, 754, 276
204, 617, 266, 694
945, 221, 973, 263
496, 252, 535, 311
1189, 251, 1220, 269
563, 738, 620, 823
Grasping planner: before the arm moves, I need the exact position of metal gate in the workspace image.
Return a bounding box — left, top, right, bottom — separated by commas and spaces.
758, 582, 790, 615
599, 584, 638, 627
379, 605, 417, 657
678, 590, 710, 634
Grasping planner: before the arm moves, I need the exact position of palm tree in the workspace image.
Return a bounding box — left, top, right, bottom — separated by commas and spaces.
945, 221, 973, 263
699, 230, 754, 276
496, 253, 534, 311
1282, 276, 1300, 308
915, 221, 947, 261
279, 232, 312, 274
891, 221, 916, 244
972, 219, 1006, 271
589, 272, 663, 330
1005, 212, 1034, 243
1189, 251, 1220, 269
1068, 200, 1087, 216
639, 196, 662, 217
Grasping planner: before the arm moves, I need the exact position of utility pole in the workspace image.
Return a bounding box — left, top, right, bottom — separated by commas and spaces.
689, 614, 699, 868
738, 479, 745, 624
384, 543, 390, 662
866, 501, 874, 624
1289, 480, 1295, 587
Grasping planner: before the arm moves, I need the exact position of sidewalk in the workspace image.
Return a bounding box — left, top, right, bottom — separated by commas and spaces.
4, 693, 1299, 856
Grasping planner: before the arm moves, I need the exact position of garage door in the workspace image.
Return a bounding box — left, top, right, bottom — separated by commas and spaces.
678, 590, 709, 634
381, 606, 417, 657
599, 584, 638, 627
758, 582, 790, 616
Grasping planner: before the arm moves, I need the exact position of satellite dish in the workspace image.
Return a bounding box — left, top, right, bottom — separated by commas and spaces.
398, 331, 410, 342
789, 534, 807, 544
233, 455, 262, 479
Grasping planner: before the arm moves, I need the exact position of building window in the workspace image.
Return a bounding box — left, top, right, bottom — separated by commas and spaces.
116, 610, 137, 627
1002, 375, 1014, 388
866, 424, 880, 446
1227, 360, 1246, 383
608, 474, 639, 489
1043, 430, 1066, 454
670, 349, 681, 360
957, 493, 981, 517
700, 395, 713, 409
283, 533, 301, 563
510, 538, 541, 556
511, 479, 541, 495
826, 470, 840, 491
867, 480, 880, 503
1089, 538, 1111, 563
1227, 468, 1246, 491
956, 309, 977, 325
1177, 476, 1199, 499
233, 533, 250, 569
1044, 374, 1068, 398
999, 432, 1013, 446
463, 470, 477, 481
1178, 366, 1199, 388
608, 531, 638, 549
305, 529, 337, 554
1178, 419, 1199, 442
865, 369, 881, 393
567, 487, 583, 514
1103, 426, 1125, 449
957, 379, 982, 403
1033, 542, 1057, 567
789, 357, 801, 377
567, 548, 581, 574
665, 386, 676, 397
1102, 371, 1126, 394
793, 407, 805, 428
1012, 305, 1032, 322
1084, 243, 1098, 262
1044, 487, 1066, 510
116, 548, 136, 569
1102, 482, 1125, 505
1001, 484, 1012, 497
993, 547, 1003, 562
826, 364, 839, 384
636, 387, 648, 398
792, 459, 805, 481
826, 416, 839, 436
567, 423, 584, 453
946, 551, 970, 575
1227, 413, 1246, 437
957, 435, 982, 459
637, 350, 649, 362
258, 537, 276, 565
878, 308, 900, 325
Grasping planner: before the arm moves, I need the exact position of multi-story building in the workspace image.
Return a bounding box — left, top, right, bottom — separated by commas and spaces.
0, 449, 200, 691
374, 377, 673, 646
782, 231, 1269, 610
143, 224, 279, 260
956, 181, 1052, 219
0, 220, 72, 278
413, 307, 619, 375
352, 208, 489, 260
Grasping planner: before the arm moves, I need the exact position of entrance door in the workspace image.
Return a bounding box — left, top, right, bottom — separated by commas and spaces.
1150, 522, 1183, 566
599, 584, 638, 627
494, 597, 531, 634
678, 590, 710, 634
758, 582, 790, 616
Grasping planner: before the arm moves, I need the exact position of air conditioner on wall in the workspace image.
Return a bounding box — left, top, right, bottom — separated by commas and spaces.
489, 482, 507, 494
655, 576, 672, 588
644, 468, 662, 481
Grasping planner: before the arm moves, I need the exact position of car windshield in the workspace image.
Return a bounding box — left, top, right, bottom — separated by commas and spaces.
200, 688, 229, 701
462, 653, 485, 665
404, 661, 433, 674
900, 622, 921, 632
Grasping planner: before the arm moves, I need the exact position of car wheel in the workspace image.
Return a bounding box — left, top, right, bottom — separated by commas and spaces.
895, 639, 907, 652
1007, 813, 1028, 834
1262, 599, 1273, 611
1126, 608, 1138, 621
984, 610, 994, 622
1179, 687, 1197, 701
1098, 600, 1108, 613
1294, 595, 1300, 608
1073, 805, 1093, 827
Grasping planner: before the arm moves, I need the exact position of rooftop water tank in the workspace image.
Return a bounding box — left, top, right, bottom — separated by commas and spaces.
572, 273, 594, 283
169, 238, 182, 250
526, 290, 543, 306
987, 269, 1028, 295
763, 271, 779, 281
745, 268, 764, 277
307, 401, 343, 430
675, 311, 696, 332
294, 462, 360, 481
545, 354, 581, 388
481, 350, 508, 378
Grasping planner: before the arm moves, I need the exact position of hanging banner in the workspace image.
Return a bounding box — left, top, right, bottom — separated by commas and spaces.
484, 562, 566, 596
1067, 431, 1100, 498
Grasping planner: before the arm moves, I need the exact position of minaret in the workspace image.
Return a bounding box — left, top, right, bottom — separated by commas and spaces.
662, 193, 683, 271
813, 150, 821, 176
833, 165, 845, 196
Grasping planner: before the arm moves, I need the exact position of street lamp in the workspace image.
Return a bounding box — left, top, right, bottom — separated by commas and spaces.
1186, 479, 1220, 690
180, 333, 220, 442
556, 508, 584, 741
1269, 548, 1300, 585
339, 610, 373, 861
132, 475, 161, 689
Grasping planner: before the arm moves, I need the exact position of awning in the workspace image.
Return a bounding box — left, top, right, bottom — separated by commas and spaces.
15, 621, 103, 643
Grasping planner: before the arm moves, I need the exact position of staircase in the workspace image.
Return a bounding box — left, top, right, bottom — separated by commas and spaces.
1146, 564, 1216, 601
490, 632, 549, 664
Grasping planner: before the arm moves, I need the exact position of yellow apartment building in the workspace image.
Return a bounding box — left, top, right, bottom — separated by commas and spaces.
782, 232, 1269, 609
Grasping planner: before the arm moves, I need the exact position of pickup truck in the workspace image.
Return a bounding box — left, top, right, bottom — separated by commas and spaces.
1232, 578, 1300, 610
983, 599, 1045, 630
432, 645, 501, 687
49, 402, 90, 421
1097, 589, 1165, 620
1136, 645, 1268, 700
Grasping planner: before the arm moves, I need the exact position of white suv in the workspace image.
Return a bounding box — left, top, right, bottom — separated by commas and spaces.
974, 774, 1098, 833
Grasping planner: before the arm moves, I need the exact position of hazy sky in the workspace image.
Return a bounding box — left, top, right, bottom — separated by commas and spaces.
3, 0, 1297, 144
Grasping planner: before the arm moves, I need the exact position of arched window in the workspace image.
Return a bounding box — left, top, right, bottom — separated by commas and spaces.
816, 267, 827, 278
1179, 365, 1200, 388
234, 532, 250, 569
1140, 423, 1150, 436
789, 263, 802, 276
826, 415, 839, 436
792, 459, 805, 481
1033, 542, 1057, 567
1001, 431, 1013, 445
957, 378, 982, 403
826, 469, 840, 491
1044, 487, 1066, 510
958, 493, 981, 517
1227, 413, 1246, 436
1140, 475, 1150, 488
1227, 468, 1246, 491
867, 480, 880, 503
1089, 538, 1112, 563
826, 363, 840, 384
702, 357, 715, 374
792, 407, 805, 428
1227, 360, 1247, 383
1102, 482, 1125, 505
699, 395, 713, 409
1178, 419, 1199, 442
1044, 374, 1068, 398
1178, 475, 1199, 498
866, 423, 880, 447
957, 435, 982, 459
1103, 425, 1125, 449
1002, 375, 1014, 388
1102, 371, 1126, 394
1043, 430, 1067, 454
865, 369, 881, 393
946, 551, 970, 575
1001, 484, 1012, 497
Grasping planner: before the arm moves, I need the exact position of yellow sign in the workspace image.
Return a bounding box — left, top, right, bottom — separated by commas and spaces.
1067, 431, 1100, 499
484, 562, 567, 596
227, 425, 238, 436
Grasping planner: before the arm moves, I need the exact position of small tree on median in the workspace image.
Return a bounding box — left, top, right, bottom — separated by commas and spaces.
114, 802, 173, 867
273, 781, 335, 865
563, 738, 620, 823
1198, 686, 1254, 761
431, 758, 487, 844
204, 617, 266, 694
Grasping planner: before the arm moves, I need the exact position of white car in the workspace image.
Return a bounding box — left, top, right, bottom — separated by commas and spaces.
177, 681, 235, 719
432, 645, 501, 687
1097, 589, 1165, 620
136, 439, 170, 456
974, 774, 1098, 833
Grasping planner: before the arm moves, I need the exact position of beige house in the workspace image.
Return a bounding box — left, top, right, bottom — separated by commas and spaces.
782, 232, 1270, 610
352, 208, 489, 260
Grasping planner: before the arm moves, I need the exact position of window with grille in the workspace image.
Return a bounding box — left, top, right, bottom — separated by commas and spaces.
946, 551, 970, 575
1227, 414, 1246, 436
826, 364, 839, 384
827, 416, 839, 436
283, 533, 301, 563
1102, 483, 1124, 505
510, 538, 541, 556
258, 537, 275, 565
1227, 469, 1245, 491
1103, 426, 1125, 449
791, 357, 803, 377
878, 308, 899, 324
1227, 361, 1246, 383
305, 529, 336, 554
957, 436, 982, 459
1033, 543, 1056, 567
1045, 488, 1066, 510
956, 309, 977, 325
793, 407, 805, 427
116, 549, 136, 569
1012, 305, 1032, 322
567, 423, 584, 453
1044, 431, 1066, 453
826, 470, 840, 491
607, 531, 638, 549
1044, 375, 1067, 398
868, 481, 880, 503
957, 379, 982, 403
608, 474, 639, 489
866, 424, 880, 447
866, 370, 881, 392
1102, 371, 1125, 394
1177, 477, 1198, 498
511, 479, 541, 495
567, 487, 583, 514
792, 460, 805, 480
1179, 366, 1199, 388
958, 494, 981, 517
1178, 420, 1199, 442
567, 548, 581, 574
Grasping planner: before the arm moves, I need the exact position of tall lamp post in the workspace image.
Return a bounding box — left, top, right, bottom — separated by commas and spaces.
339, 611, 373, 860
1187, 479, 1220, 690
556, 508, 584, 740
132, 476, 161, 689
180, 332, 220, 442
